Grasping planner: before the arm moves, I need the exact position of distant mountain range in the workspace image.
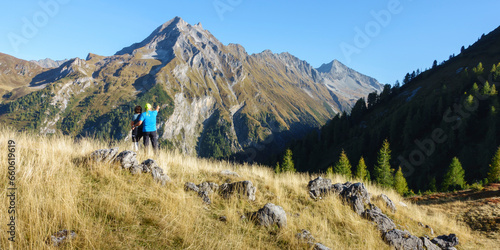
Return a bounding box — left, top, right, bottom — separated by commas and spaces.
0, 16, 382, 158
30, 58, 69, 68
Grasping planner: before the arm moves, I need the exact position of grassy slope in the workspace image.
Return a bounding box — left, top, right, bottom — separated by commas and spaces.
0, 126, 496, 249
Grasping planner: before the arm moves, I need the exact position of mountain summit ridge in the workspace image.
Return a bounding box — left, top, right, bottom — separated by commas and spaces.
0, 16, 382, 159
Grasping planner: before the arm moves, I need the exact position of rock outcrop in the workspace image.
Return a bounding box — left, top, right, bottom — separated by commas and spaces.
90, 148, 119, 163
377, 194, 397, 213
251, 203, 287, 228
184, 182, 219, 204
383, 229, 424, 250
362, 204, 396, 232
431, 234, 459, 249
219, 181, 256, 201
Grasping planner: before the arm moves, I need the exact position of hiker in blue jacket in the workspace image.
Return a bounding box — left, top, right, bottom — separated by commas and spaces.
134, 103, 160, 152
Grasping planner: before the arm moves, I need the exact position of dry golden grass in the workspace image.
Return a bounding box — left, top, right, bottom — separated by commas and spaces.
0, 126, 496, 249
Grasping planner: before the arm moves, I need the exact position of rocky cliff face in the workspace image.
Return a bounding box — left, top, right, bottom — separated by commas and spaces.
0, 17, 382, 158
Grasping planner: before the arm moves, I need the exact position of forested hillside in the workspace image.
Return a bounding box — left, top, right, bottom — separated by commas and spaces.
281, 26, 500, 192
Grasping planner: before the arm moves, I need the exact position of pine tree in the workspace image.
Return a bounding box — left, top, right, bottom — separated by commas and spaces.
487, 147, 500, 183
393, 167, 409, 196
473, 62, 484, 75
280, 149, 296, 173
442, 157, 466, 191
274, 162, 281, 174
491, 84, 497, 95
471, 82, 479, 95
374, 139, 393, 188
355, 156, 370, 181
334, 149, 352, 177
482, 81, 491, 95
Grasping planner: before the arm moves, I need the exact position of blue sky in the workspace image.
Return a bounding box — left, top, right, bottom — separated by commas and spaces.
1, 0, 499, 85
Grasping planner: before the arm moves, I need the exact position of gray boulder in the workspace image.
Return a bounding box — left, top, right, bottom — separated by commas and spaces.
378, 194, 397, 213
421, 237, 441, 250
184, 182, 219, 204
252, 203, 287, 228
431, 234, 459, 249
339, 182, 371, 215
151, 166, 170, 186
307, 177, 333, 199
314, 243, 331, 250
220, 169, 240, 177
295, 229, 316, 244
219, 181, 256, 201
383, 229, 424, 250
141, 159, 158, 173
362, 204, 396, 232
114, 150, 139, 169
48, 229, 77, 247
90, 148, 119, 163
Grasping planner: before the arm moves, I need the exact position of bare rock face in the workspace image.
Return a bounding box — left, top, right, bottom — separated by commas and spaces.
362, 204, 396, 232
252, 203, 287, 228
48, 229, 77, 246
377, 194, 397, 213
90, 148, 119, 163
431, 234, 459, 249
219, 181, 256, 201
383, 229, 424, 250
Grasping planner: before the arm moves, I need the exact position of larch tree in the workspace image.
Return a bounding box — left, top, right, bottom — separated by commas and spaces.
374, 139, 393, 188
442, 157, 466, 191
487, 147, 500, 183
334, 149, 352, 177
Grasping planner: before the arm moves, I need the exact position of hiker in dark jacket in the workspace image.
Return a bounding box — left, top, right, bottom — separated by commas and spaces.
131, 105, 143, 151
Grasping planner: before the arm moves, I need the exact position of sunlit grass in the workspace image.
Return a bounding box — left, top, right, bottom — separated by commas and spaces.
0, 126, 495, 249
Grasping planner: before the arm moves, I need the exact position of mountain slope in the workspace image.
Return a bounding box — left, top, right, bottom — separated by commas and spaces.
0, 53, 46, 101
1, 126, 496, 249
0, 17, 382, 158
283, 25, 500, 191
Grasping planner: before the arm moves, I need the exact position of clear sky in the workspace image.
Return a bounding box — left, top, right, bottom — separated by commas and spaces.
1, 0, 499, 85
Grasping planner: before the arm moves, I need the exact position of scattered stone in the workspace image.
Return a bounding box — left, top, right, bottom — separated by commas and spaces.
314, 243, 331, 250
141, 159, 158, 173
425, 225, 434, 235
219, 216, 227, 222
418, 222, 424, 227
219, 181, 256, 201
184, 182, 219, 204
431, 234, 459, 249
48, 229, 77, 247
252, 203, 287, 228
339, 182, 371, 215
362, 204, 396, 232
383, 229, 424, 250
114, 150, 138, 169
295, 229, 315, 244
90, 148, 119, 163
129, 164, 143, 175
220, 169, 240, 177
378, 194, 397, 213
185, 182, 200, 192
151, 166, 170, 186
307, 177, 334, 199
421, 236, 441, 250
197, 182, 219, 193
240, 214, 247, 221
399, 201, 408, 207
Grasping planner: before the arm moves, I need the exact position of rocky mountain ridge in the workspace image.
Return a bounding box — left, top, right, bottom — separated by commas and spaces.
0, 16, 382, 158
